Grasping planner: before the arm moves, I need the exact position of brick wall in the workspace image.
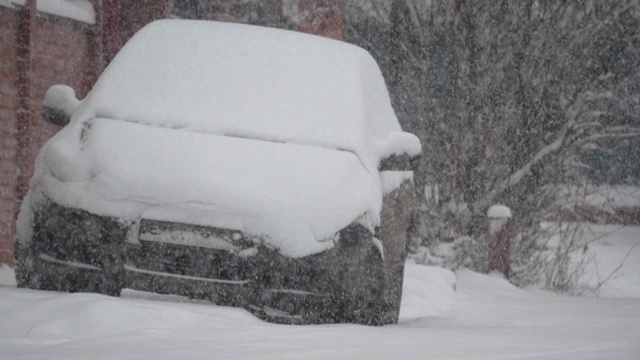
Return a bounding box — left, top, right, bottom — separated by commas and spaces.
0, 6, 19, 265
30, 12, 97, 158
298, 0, 345, 41
0, 3, 97, 265
120, 0, 174, 41
0, 1, 174, 265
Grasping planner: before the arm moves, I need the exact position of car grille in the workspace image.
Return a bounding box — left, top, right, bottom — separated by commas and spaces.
127, 219, 258, 281
139, 219, 255, 250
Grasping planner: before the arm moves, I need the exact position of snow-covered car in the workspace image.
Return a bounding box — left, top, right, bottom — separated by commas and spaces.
14, 20, 421, 325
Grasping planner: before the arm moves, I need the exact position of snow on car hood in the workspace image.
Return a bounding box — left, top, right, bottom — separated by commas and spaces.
81, 20, 420, 171
35, 119, 380, 258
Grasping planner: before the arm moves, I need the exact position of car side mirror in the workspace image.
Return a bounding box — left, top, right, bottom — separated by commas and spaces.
42, 85, 80, 126
378, 153, 420, 172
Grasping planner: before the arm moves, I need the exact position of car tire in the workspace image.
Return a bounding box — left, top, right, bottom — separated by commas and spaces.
16, 201, 125, 297
333, 242, 387, 326
14, 241, 54, 291
382, 245, 408, 324
15, 240, 124, 296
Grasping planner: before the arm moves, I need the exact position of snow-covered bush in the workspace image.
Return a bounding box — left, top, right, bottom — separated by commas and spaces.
409, 221, 600, 294
409, 236, 479, 271
542, 223, 593, 294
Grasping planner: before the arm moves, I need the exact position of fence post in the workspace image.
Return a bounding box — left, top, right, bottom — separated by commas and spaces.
487, 205, 512, 279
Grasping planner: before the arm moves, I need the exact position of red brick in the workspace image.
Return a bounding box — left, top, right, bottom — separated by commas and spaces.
0, 66, 18, 88
0, 184, 14, 199
0, 223, 15, 240
0, 108, 15, 123
45, 20, 87, 43
0, 144, 15, 159
0, 93, 18, 110
0, 212, 12, 229
0, 23, 16, 37
0, 156, 14, 168
0, 203, 12, 219
0, 203, 15, 214
0, 250, 14, 266
0, 176, 16, 190
0, 5, 18, 22
0, 37, 17, 59
0, 195, 15, 212
0, 180, 15, 192
0, 237, 14, 250
1, 213, 15, 227
0, 225, 15, 238
0, 219, 16, 236
0, 80, 18, 97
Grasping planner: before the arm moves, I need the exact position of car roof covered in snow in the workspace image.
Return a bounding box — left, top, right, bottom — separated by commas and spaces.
82, 20, 420, 166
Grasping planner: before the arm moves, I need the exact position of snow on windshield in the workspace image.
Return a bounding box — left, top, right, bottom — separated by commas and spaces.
83, 20, 420, 167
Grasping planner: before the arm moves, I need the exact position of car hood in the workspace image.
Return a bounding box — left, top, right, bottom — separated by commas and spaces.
34, 118, 381, 258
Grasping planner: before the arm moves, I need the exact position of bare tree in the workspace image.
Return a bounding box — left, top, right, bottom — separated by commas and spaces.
173, 0, 291, 29
347, 0, 640, 285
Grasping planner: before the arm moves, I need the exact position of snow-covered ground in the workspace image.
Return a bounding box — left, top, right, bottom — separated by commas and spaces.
581, 225, 640, 298
1, 224, 639, 359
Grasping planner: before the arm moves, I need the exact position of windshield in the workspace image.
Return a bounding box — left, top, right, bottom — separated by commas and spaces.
83, 20, 402, 155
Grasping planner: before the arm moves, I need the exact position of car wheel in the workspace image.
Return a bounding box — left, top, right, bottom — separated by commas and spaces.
332, 242, 387, 326
15, 240, 124, 296
14, 241, 55, 291
90, 248, 125, 297
382, 246, 408, 324
16, 201, 126, 296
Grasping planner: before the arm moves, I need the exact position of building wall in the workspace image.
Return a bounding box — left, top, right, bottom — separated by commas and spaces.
0, 0, 172, 265
0, 3, 98, 265
120, 0, 174, 41
24, 11, 97, 193
0, 6, 19, 265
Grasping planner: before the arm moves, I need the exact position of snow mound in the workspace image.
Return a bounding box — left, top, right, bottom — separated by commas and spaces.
0, 264, 16, 287
0, 291, 247, 339
456, 268, 523, 298
487, 204, 512, 218
556, 185, 640, 208
1, 256, 640, 358
580, 224, 640, 298
380, 171, 413, 196
399, 264, 457, 321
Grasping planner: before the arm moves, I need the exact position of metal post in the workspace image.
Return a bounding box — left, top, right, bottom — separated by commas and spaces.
487, 205, 512, 278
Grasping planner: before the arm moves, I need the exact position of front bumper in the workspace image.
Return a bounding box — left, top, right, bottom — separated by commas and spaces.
17, 201, 389, 325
